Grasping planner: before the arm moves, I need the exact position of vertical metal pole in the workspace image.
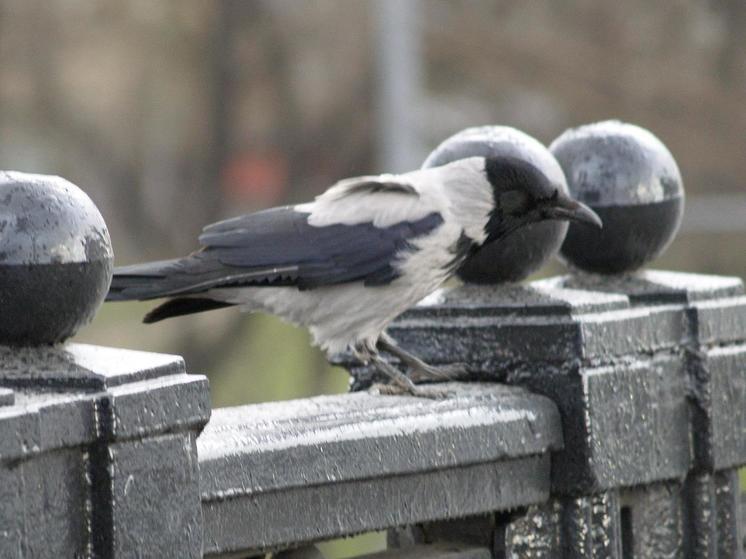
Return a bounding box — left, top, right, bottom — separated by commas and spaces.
374, 0, 424, 173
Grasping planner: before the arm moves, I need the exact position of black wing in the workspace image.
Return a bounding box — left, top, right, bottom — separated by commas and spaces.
107, 206, 443, 301
199, 207, 443, 289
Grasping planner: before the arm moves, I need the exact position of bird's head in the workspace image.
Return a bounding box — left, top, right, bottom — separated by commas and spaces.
482, 155, 602, 244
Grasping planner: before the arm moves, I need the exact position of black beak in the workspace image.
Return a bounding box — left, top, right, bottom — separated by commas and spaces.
548, 195, 603, 229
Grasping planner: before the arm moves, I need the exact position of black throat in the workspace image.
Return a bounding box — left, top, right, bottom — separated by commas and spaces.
482, 155, 543, 243
445, 230, 479, 274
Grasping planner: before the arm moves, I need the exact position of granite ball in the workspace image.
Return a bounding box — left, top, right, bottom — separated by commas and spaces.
0, 172, 113, 345
550, 120, 684, 274
423, 126, 569, 284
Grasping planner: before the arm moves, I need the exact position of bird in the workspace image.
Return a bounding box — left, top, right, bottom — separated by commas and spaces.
106, 155, 601, 396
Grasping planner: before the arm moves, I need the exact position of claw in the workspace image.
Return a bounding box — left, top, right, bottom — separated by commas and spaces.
376, 333, 470, 385
407, 362, 469, 383
369, 382, 452, 399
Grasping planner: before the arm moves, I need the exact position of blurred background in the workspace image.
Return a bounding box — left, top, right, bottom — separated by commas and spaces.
2, 1, 746, 553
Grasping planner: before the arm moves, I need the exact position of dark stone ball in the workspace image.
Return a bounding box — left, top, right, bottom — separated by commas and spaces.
0, 172, 113, 346
423, 126, 569, 284
550, 120, 684, 274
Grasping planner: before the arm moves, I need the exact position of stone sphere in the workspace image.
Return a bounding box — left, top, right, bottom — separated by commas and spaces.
423, 125, 569, 284
0, 172, 113, 345
550, 120, 684, 274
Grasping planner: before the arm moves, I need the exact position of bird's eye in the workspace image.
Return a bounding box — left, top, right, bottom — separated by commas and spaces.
500, 190, 531, 216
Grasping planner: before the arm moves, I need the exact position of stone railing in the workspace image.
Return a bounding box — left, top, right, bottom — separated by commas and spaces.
2, 269, 745, 558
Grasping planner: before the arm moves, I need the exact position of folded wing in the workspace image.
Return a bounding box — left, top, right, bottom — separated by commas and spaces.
107, 205, 443, 302
198, 206, 443, 290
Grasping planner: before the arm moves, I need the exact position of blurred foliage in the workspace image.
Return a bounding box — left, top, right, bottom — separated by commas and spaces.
317, 532, 387, 559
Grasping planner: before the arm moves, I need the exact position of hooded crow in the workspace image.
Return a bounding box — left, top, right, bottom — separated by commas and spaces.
107, 156, 601, 395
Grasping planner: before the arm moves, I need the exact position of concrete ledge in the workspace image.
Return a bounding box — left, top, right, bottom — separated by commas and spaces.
0, 343, 186, 390
198, 383, 562, 556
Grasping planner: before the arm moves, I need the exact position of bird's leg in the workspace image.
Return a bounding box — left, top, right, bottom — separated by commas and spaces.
366, 353, 419, 395
366, 354, 451, 399
377, 333, 469, 383
351, 344, 444, 398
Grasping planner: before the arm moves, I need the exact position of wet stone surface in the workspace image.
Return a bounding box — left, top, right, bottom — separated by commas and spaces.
549, 121, 683, 207
691, 344, 746, 471
620, 481, 686, 558
559, 199, 683, 274
539, 355, 690, 494
0, 343, 210, 558
0, 172, 112, 265
0, 261, 113, 345
198, 383, 562, 556
493, 501, 563, 557
0, 343, 186, 390
199, 383, 561, 498
356, 270, 745, 496
551, 270, 744, 305
550, 120, 685, 274
0, 171, 113, 345
714, 469, 743, 558
561, 270, 746, 473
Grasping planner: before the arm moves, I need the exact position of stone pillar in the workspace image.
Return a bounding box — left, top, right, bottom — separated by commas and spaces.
379, 281, 694, 496
0, 172, 211, 558
556, 270, 746, 558
375, 269, 746, 557
0, 344, 210, 558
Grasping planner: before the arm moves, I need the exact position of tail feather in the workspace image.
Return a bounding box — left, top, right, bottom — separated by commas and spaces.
143, 298, 234, 323
107, 258, 196, 302
107, 257, 238, 323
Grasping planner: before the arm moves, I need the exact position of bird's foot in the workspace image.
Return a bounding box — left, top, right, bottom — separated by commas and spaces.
374, 334, 470, 384
368, 382, 451, 399
364, 350, 454, 398
407, 362, 469, 383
